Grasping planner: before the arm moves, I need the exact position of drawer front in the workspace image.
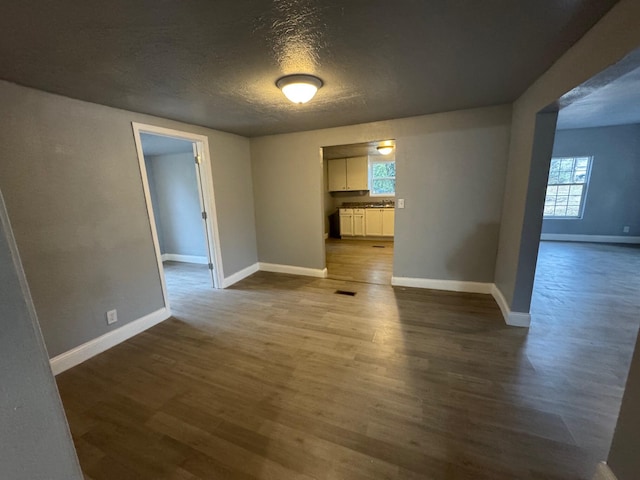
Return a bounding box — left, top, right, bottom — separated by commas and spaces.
339, 208, 354, 214
353, 208, 365, 214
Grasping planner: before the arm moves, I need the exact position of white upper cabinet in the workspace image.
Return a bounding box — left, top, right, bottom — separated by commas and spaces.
328, 157, 368, 192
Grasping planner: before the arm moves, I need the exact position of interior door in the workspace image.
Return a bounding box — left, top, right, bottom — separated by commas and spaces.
192, 142, 216, 287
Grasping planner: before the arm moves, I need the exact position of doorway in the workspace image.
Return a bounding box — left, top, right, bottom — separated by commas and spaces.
322, 140, 396, 285
132, 123, 224, 308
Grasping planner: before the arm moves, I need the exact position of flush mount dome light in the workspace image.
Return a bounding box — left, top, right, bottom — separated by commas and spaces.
276, 74, 323, 104
376, 145, 394, 155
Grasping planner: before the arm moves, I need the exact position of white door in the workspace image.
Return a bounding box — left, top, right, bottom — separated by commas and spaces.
382, 209, 395, 236
192, 142, 216, 287
339, 209, 354, 236
365, 209, 383, 236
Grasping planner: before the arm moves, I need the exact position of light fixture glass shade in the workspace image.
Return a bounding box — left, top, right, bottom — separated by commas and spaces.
376, 145, 394, 155
276, 74, 323, 104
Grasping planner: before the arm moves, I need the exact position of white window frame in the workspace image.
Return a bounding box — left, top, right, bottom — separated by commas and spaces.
543, 156, 593, 219
368, 157, 396, 197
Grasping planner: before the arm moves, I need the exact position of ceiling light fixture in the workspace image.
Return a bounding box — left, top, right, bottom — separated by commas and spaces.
276, 74, 323, 104
376, 145, 394, 155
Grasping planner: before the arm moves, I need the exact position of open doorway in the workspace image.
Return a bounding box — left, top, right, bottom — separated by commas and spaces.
322, 140, 396, 285
526, 61, 640, 464
132, 123, 224, 310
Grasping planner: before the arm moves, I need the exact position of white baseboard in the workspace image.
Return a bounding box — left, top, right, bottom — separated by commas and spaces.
222, 262, 259, 288
161, 253, 209, 264
541, 233, 640, 244
491, 284, 531, 327
592, 462, 617, 480
259, 262, 328, 278
50, 307, 170, 375
391, 276, 493, 294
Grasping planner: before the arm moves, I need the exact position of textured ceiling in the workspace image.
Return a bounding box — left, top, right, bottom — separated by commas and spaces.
558, 66, 640, 130
0, 1, 619, 137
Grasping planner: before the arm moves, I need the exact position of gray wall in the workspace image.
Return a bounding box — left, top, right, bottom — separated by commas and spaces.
251, 105, 511, 282
542, 124, 640, 236
608, 333, 640, 480
0, 80, 257, 357
0, 190, 82, 480
493, 0, 640, 312
144, 153, 208, 257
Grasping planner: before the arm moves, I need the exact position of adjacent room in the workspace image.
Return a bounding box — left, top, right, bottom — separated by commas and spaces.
323, 141, 396, 285
2, 2, 640, 480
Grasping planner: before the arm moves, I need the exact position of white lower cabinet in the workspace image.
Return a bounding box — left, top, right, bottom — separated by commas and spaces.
382, 209, 395, 236
353, 209, 365, 236
339, 208, 354, 236
365, 208, 395, 237
341, 207, 394, 237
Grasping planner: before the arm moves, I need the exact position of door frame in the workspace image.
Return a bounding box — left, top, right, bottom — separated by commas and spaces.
131, 122, 225, 299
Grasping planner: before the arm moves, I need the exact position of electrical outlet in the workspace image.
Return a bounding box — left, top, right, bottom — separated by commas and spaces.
106, 309, 118, 325
623, 226, 630, 233
397, 198, 405, 209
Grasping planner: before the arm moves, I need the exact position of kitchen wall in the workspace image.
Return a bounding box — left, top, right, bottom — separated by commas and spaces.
251, 104, 511, 282
494, 0, 640, 313
144, 153, 208, 258
542, 124, 640, 237
0, 190, 82, 479
0, 80, 257, 358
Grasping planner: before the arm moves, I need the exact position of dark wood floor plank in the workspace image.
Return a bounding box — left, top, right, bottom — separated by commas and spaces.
56, 241, 640, 479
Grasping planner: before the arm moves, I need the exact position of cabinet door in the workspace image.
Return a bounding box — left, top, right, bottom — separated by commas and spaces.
365, 209, 383, 236
382, 209, 395, 236
346, 156, 369, 190
328, 158, 347, 191
353, 212, 365, 236
339, 211, 353, 236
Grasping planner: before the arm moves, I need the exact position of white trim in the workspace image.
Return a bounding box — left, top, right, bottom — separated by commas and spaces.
541, 233, 640, 244
592, 462, 617, 480
222, 262, 260, 288
491, 284, 531, 327
161, 253, 208, 265
131, 122, 225, 291
391, 276, 493, 294
259, 262, 328, 278
50, 307, 170, 375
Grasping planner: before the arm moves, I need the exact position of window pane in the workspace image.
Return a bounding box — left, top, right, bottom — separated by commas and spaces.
372, 161, 395, 179
569, 185, 583, 196
544, 195, 555, 206
556, 195, 568, 206
543, 205, 555, 215
372, 178, 395, 195
549, 158, 561, 173
560, 158, 574, 171
558, 170, 573, 184
557, 185, 570, 195
573, 167, 587, 183
566, 205, 580, 216
546, 186, 558, 196
576, 157, 589, 169
554, 206, 567, 216
568, 195, 582, 206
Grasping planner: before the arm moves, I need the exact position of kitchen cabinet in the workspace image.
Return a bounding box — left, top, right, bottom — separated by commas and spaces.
353, 208, 365, 236
328, 157, 368, 191
339, 208, 354, 236
365, 208, 395, 237
382, 209, 395, 236
339, 208, 365, 237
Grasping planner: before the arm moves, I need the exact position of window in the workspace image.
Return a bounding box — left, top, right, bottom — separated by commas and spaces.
544, 156, 592, 218
369, 159, 396, 196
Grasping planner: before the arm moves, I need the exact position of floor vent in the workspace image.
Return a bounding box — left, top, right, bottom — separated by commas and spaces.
335, 290, 357, 296
372, 245, 385, 248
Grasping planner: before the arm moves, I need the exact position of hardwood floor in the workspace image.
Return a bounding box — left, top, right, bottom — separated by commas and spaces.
325, 238, 394, 285
56, 242, 640, 480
